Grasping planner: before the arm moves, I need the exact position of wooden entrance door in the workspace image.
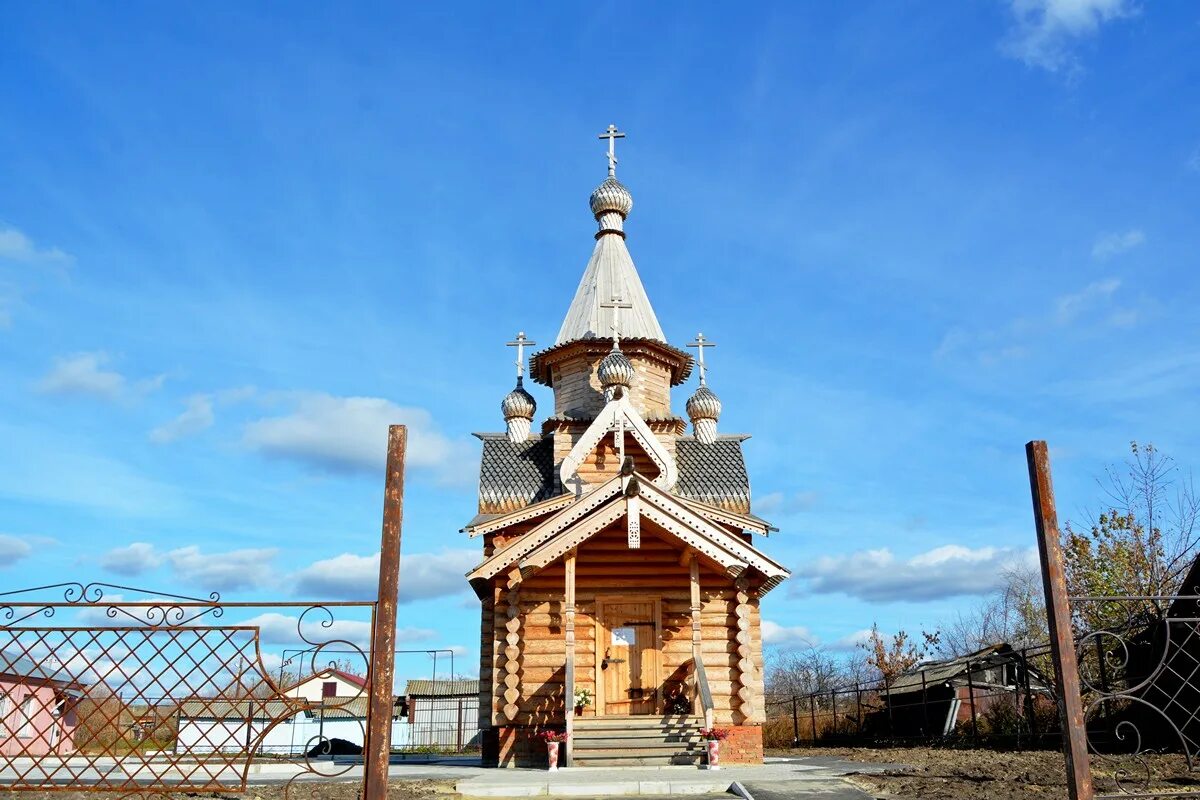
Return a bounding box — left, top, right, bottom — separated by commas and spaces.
597, 598, 659, 715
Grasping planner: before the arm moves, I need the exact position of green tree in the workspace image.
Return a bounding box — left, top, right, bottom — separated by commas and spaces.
1065, 442, 1198, 631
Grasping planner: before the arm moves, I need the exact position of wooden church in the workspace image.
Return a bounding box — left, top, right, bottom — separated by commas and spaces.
464, 127, 789, 767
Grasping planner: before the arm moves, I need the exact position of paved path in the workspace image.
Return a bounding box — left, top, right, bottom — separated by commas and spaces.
454, 756, 897, 797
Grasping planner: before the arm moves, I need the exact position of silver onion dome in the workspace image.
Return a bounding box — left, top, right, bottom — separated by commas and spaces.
597, 348, 635, 402
502, 379, 536, 443
589, 176, 633, 218
686, 385, 722, 445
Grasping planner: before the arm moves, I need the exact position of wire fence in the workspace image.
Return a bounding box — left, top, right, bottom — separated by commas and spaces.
764, 644, 1065, 751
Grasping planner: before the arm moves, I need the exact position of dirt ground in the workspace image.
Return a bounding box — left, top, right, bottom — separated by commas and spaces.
768, 746, 1200, 799
16, 780, 459, 800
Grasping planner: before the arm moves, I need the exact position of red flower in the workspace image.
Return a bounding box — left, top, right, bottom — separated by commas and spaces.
698, 727, 730, 741
537, 730, 569, 743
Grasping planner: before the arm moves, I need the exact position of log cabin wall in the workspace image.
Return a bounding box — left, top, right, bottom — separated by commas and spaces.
483, 524, 763, 738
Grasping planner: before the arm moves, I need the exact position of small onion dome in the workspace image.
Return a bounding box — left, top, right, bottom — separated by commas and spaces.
686, 385, 722, 445
589, 176, 633, 218
501, 379, 536, 444
598, 348, 635, 402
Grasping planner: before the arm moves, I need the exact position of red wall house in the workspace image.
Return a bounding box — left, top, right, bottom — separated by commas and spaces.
1, 652, 83, 757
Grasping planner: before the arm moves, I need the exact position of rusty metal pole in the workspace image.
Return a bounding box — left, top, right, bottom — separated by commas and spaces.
364, 425, 406, 800
1026, 440, 1094, 800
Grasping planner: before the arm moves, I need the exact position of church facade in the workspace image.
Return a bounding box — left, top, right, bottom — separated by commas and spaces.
465, 128, 789, 767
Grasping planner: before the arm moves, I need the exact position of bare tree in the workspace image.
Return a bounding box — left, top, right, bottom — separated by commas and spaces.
1066, 441, 1199, 629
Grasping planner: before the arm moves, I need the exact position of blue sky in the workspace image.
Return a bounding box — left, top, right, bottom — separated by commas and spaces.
1, 1, 1198, 683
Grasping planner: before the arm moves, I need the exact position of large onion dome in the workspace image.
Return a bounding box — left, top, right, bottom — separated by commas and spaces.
501, 378, 536, 443
597, 348, 635, 402
589, 176, 633, 218
686, 385, 722, 445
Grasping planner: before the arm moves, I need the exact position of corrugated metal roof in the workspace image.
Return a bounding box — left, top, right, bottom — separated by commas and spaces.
0, 650, 79, 686
555, 230, 665, 346
404, 679, 480, 697
178, 696, 370, 721
888, 644, 1017, 694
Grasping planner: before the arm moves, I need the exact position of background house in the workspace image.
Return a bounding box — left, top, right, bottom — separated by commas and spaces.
0, 650, 84, 757
175, 668, 378, 755
882, 644, 1051, 738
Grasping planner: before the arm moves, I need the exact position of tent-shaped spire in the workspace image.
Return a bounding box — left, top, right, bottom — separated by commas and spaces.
554, 127, 666, 346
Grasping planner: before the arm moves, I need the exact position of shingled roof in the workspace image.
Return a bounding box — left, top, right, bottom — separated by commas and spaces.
675, 435, 752, 513
474, 432, 753, 516
475, 433, 556, 514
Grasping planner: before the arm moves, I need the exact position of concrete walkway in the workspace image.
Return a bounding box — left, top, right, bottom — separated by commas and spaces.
453, 756, 896, 798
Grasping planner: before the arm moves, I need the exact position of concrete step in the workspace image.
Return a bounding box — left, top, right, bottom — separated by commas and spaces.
572, 715, 704, 766
573, 735, 702, 749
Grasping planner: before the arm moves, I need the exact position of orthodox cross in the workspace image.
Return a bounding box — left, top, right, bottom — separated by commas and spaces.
687, 333, 716, 386
598, 124, 625, 178
506, 331, 536, 380
600, 295, 633, 349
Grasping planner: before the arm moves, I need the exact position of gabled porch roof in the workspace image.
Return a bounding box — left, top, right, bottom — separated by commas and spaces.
465, 471, 789, 597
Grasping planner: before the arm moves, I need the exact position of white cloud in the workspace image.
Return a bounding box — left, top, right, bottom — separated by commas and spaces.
793, 544, 1038, 603
828, 628, 876, 653
937, 276, 1135, 363
99, 542, 163, 576
0, 534, 32, 567
1091, 229, 1145, 260
1001, 0, 1138, 74
0, 225, 72, 264
166, 545, 278, 591
38, 352, 126, 398
755, 491, 820, 515
240, 611, 435, 648
1054, 277, 1120, 324
293, 549, 478, 603
150, 394, 215, 443
761, 620, 817, 647
243, 393, 474, 484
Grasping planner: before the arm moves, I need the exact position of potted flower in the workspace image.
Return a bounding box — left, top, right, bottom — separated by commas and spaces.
698, 728, 730, 769
537, 730, 569, 771
573, 687, 593, 716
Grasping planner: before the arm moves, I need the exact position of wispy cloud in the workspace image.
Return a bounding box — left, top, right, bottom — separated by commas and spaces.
150, 395, 215, 443
755, 490, 820, 515
1091, 229, 1145, 260
0, 534, 32, 567
936, 276, 1137, 363
0, 225, 72, 264
98, 543, 278, 590
293, 549, 478, 603
99, 542, 163, 576
1000, 0, 1138, 75
243, 392, 475, 484
37, 352, 165, 401
761, 620, 817, 647
793, 544, 1037, 603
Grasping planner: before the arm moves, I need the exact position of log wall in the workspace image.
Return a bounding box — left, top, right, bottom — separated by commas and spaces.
484, 522, 763, 728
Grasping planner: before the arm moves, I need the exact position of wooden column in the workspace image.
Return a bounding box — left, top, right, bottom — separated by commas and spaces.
498, 568, 523, 725
564, 549, 577, 766
688, 552, 712, 729
733, 575, 759, 723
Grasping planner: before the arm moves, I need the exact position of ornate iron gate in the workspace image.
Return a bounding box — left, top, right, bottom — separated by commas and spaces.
0, 424, 407, 798
1029, 439, 1200, 799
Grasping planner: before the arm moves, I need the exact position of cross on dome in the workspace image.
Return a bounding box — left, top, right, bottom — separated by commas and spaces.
506, 331, 536, 379
599, 295, 633, 349
687, 333, 716, 386
598, 124, 625, 178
